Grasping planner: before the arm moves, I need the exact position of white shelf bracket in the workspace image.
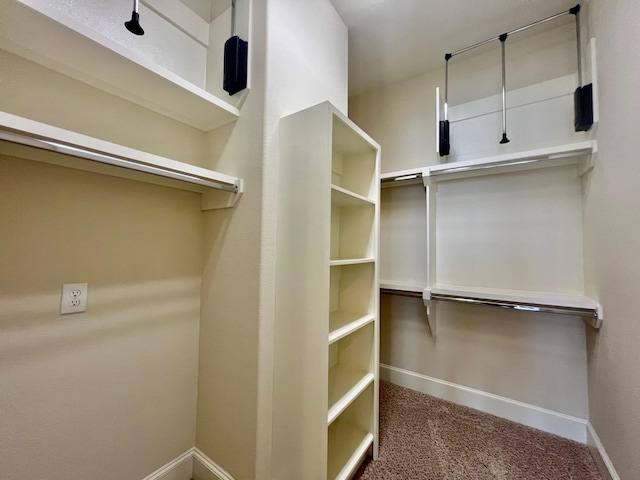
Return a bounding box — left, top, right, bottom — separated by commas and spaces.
201, 179, 244, 210
422, 289, 436, 337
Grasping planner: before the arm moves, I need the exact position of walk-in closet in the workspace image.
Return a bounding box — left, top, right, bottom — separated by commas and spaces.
1, 0, 638, 479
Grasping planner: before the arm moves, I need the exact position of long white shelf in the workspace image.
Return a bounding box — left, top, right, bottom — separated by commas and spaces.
330, 258, 375, 266
380, 280, 427, 294
425, 140, 597, 182
379, 140, 597, 188
380, 168, 425, 188
426, 284, 602, 328
1, 0, 240, 131
0, 111, 243, 210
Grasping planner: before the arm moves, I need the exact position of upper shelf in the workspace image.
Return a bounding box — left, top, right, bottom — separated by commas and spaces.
380, 168, 425, 188
0, 0, 240, 132
380, 140, 597, 187
0, 111, 243, 210
425, 140, 597, 183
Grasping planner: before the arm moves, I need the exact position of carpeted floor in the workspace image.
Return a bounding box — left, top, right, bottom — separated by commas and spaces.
354, 381, 602, 480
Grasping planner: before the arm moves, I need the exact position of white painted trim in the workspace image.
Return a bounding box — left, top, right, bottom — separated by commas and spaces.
380, 364, 588, 443
193, 448, 236, 480
141, 448, 194, 480
140, 447, 236, 480
586, 423, 621, 480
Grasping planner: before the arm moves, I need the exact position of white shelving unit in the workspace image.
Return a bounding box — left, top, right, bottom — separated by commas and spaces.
0, 111, 243, 210
0, 0, 242, 131
274, 101, 380, 480
380, 141, 602, 336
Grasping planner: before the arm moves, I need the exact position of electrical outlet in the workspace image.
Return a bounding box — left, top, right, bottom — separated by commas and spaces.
60, 283, 88, 314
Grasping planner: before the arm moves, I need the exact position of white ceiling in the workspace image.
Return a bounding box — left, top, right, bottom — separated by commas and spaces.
329, 0, 580, 96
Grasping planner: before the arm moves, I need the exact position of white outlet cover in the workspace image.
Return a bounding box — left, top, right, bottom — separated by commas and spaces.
60, 283, 88, 314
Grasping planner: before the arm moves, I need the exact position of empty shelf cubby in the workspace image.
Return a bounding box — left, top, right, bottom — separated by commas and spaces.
327, 383, 374, 480
328, 322, 375, 424
331, 117, 378, 200
331, 186, 376, 262
330, 262, 376, 319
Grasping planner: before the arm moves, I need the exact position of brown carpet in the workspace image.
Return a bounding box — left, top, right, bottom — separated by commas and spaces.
354, 381, 602, 480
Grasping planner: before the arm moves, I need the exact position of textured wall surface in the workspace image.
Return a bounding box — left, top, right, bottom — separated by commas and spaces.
583, 0, 640, 477
0, 155, 202, 480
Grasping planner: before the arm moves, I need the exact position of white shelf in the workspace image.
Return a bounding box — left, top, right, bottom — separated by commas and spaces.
380, 168, 426, 188
425, 141, 597, 183
427, 284, 602, 328
330, 258, 375, 266
328, 428, 373, 480
378, 142, 597, 187
329, 312, 375, 344
0, 111, 243, 210
380, 280, 427, 294
430, 284, 597, 310
1, 0, 240, 131
331, 185, 375, 206
327, 368, 374, 425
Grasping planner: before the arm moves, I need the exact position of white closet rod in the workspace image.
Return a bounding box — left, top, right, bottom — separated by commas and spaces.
0, 130, 238, 193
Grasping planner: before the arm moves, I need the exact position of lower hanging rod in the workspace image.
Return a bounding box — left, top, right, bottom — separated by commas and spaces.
380, 288, 423, 298
0, 130, 238, 193
432, 293, 600, 326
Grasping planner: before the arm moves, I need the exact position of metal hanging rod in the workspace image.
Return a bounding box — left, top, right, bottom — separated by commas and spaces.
431, 293, 601, 328
380, 287, 601, 329
0, 130, 239, 193
446, 5, 579, 59
231, 0, 237, 37
380, 288, 423, 299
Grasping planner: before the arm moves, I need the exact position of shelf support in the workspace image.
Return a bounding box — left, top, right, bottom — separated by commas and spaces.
422, 289, 437, 337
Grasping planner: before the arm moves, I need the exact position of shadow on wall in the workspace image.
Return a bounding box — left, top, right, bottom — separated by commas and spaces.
0, 277, 201, 361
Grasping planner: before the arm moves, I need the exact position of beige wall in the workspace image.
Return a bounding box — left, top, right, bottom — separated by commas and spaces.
0, 33, 207, 479
0, 134, 203, 480
0, 50, 207, 166
195, 3, 266, 478
350, 22, 591, 418
584, 0, 640, 477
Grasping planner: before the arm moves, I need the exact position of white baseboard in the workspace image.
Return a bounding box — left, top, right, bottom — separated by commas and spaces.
142, 447, 236, 480
380, 363, 588, 443
586, 423, 621, 480
192, 448, 236, 480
